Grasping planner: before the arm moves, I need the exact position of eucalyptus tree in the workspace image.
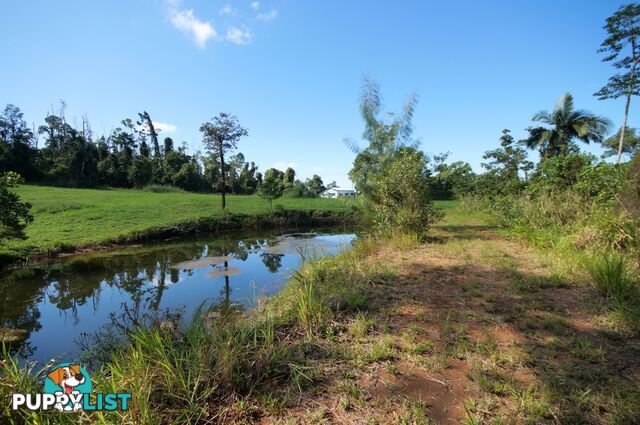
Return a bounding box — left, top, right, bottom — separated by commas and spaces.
525, 93, 610, 160
346, 77, 419, 202
200, 113, 248, 209
595, 3, 640, 163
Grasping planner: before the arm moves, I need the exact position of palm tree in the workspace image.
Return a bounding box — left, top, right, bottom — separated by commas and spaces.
525, 93, 611, 159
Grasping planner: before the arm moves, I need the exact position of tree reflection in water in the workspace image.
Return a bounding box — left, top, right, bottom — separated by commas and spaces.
0, 231, 354, 360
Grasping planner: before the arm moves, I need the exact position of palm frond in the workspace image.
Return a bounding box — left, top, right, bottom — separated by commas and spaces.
532, 111, 553, 124
555, 92, 574, 115
524, 127, 550, 149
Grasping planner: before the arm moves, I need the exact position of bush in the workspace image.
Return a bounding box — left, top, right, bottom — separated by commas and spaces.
0, 172, 33, 241
372, 149, 440, 237
284, 181, 317, 198
575, 161, 627, 203
527, 153, 593, 195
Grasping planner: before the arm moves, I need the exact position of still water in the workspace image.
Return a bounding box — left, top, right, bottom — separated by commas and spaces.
0, 229, 355, 363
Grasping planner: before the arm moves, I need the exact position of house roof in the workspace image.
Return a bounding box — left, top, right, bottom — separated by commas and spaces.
322, 187, 356, 194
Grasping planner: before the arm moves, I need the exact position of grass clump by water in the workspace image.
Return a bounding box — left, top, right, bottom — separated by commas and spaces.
584, 252, 637, 300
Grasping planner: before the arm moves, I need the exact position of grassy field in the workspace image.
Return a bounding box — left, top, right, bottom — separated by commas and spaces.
3, 203, 638, 424
2, 185, 354, 264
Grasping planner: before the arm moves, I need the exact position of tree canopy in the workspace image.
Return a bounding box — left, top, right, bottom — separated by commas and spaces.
525, 93, 610, 159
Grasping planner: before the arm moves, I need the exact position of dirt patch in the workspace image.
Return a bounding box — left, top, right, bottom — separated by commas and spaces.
261, 215, 640, 424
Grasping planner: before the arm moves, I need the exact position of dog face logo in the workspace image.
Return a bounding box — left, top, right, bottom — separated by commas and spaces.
44, 363, 92, 412
47, 365, 85, 394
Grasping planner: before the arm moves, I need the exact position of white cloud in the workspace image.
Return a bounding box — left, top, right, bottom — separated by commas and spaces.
219, 4, 236, 16
226, 26, 252, 45
165, 1, 217, 48
153, 122, 177, 133
257, 9, 278, 22
136, 121, 178, 134
251, 1, 260, 10
273, 161, 298, 171
311, 166, 324, 172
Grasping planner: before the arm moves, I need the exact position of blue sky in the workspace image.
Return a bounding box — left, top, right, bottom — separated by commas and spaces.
0, 0, 634, 187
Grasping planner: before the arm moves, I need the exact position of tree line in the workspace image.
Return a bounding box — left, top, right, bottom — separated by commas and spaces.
0, 105, 330, 198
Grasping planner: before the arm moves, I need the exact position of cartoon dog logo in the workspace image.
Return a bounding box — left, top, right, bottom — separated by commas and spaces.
44, 363, 91, 412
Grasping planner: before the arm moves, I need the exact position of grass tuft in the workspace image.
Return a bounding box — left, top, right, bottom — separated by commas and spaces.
584, 252, 637, 300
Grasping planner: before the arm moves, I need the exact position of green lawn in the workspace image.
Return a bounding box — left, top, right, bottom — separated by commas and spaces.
3, 185, 351, 261
2, 185, 457, 265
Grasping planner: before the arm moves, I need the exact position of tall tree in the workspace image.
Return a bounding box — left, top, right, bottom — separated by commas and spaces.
305, 175, 325, 196
346, 77, 418, 201
483, 130, 531, 179
200, 113, 248, 209
477, 129, 532, 196
525, 93, 610, 159
595, 4, 640, 164
283, 167, 296, 190
601, 126, 640, 158
163, 137, 174, 155
259, 168, 285, 210
0, 105, 37, 180
137, 111, 161, 159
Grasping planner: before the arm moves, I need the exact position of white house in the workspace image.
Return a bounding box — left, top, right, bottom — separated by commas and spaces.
320, 187, 356, 198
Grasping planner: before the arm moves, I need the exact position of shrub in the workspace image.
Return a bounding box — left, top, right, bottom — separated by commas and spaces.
372, 149, 440, 237
575, 161, 627, 203
527, 153, 593, 195
0, 172, 33, 241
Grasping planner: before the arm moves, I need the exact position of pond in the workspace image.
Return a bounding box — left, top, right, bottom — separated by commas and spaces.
0, 229, 356, 363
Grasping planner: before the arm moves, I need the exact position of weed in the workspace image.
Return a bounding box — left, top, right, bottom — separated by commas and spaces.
348, 313, 375, 339
339, 379, 366, 407
291, 271, 329, 338
570, 336, 604, 363
365, 336, 396, 362
398, 399, 434, 424
410, 341, 435, 355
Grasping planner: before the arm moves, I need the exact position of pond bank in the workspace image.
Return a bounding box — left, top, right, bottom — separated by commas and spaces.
0, 208, 360, 269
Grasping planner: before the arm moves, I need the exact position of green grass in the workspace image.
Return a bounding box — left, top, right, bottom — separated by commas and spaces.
3, 186, 456, 266
1, 185, 355, 264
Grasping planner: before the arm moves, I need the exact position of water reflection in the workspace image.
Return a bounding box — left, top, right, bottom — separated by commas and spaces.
0, 230, 355, 362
